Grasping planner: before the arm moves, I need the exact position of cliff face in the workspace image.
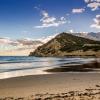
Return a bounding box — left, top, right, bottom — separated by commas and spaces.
29, 32, 100, 57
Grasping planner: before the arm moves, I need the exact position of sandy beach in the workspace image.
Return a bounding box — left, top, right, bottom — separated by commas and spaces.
0, 72, 100, 99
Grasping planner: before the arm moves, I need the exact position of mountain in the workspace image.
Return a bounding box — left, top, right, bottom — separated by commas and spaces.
29, 32, 100, 57
73, 32, 100, 41
88, 32, 100, 40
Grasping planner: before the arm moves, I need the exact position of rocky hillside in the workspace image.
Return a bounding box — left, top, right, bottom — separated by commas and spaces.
29, 32, 100, 57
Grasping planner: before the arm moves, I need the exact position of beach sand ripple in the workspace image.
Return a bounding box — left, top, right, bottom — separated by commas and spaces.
1, 85, 100, 100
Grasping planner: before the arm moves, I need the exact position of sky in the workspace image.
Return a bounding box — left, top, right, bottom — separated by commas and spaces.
0, 0, 100, 54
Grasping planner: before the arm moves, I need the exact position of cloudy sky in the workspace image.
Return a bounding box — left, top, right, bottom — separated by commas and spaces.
0, 0, 100, 54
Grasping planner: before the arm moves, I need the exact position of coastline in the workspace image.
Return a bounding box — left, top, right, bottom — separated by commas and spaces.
0, 58, 99, 79
0, 59, 100, 99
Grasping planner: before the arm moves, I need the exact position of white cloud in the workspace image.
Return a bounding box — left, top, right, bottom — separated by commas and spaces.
84, 0, 100, 11
69, 30, 74, 33
87, 2, 100, 11
35, 10, 68, 28
72, 8, 85, 13
41, 10, 49, 18
37, 33, 58, 43
91, 15, 100, 29
0, 37, 43, 51
0, 37, 19, 46
84, 0, 91, 3
85, 0, 100, 3
17, 38, 43, 46
0, 37, 11, 44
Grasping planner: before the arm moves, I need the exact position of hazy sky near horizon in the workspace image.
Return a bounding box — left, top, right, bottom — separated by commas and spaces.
0, 0, 100, 52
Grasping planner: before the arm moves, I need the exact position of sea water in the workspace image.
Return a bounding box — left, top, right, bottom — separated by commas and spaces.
0, 56, 97, 79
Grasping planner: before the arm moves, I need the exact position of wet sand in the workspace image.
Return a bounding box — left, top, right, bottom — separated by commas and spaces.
46, 60, 100, 72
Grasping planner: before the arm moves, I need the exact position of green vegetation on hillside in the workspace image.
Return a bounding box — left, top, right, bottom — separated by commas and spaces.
29, 32, 100, 57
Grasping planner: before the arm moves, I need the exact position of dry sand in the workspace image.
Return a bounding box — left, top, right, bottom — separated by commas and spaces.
0, 73, 100, 99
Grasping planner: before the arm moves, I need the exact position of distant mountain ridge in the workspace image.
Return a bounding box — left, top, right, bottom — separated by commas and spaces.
73, 32, 100, 41
29, 32, 100, 57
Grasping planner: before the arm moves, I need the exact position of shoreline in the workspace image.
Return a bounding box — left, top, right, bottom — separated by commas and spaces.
0, 57, 98, 80
0, 67, 51, 79
0, 58, 99, 80
0, 59, 100, 99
